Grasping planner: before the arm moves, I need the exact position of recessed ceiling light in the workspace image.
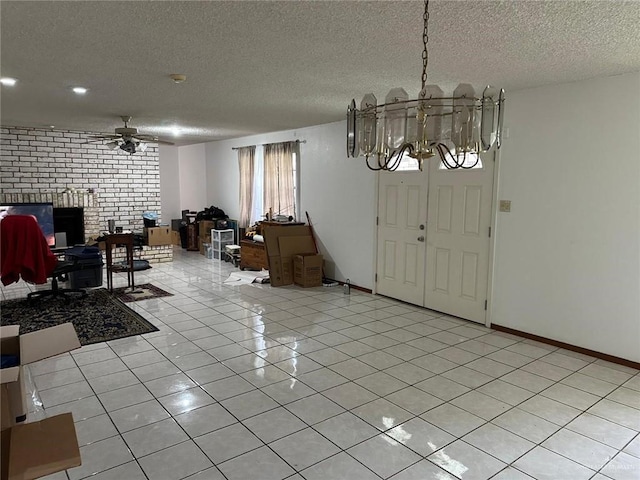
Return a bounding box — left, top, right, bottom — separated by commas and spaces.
0, 77, 17, 86
171, 126, 182, 137
72, 87, 88, 95
169, 74, 187, 84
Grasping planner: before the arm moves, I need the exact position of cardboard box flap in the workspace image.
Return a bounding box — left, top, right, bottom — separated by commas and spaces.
6, 413, 81, 480
0, 326, 20, 340
19, 323, 80, 365
278, 236, 317, 257
262, 225, 311, 257
0, 368, 19, 385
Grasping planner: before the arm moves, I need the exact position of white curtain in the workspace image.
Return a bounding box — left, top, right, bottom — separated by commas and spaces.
237, 146, 255, 228
250, 147, 264, 225
264, 142, 295, 218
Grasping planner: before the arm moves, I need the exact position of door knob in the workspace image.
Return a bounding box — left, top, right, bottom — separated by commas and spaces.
417, 236, 425, 242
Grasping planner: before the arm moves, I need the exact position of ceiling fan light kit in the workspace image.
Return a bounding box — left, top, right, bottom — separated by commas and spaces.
87, 115, 174, 154
347, 0, 505, 171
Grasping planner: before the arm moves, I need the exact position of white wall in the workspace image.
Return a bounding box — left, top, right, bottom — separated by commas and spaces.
492, 71, 640, 362
159, 145, 181, 223
162, 71, 639, 362
178, 143, 207, 214
204, 122, 377, 288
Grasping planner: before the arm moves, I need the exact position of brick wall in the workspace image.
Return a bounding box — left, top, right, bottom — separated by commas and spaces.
0, 126, 161, 233
107, 245, 173, 265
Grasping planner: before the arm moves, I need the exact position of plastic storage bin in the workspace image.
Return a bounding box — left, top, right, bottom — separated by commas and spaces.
65, 246, 104, 288
211, 229, 234, 260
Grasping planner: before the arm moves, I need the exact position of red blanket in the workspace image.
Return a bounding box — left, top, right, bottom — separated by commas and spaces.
0, 215, 58, 285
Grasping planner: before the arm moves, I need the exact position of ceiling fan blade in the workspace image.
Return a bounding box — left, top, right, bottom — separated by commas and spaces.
87, 134, 121, 139
133, 134, 175, 145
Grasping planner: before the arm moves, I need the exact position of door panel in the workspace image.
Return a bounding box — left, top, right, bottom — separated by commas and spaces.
376, 171, 428, 305
425, 155, 494, 323
463, 186, 482, 235
461, 251, 479, 300
436, 186, 453, 232
434, 248, 451, 293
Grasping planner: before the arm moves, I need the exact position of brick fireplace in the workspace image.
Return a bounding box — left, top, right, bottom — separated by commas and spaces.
1, 125, 173, 263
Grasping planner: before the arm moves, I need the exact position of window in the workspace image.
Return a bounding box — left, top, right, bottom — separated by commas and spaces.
238, 142, 299, 227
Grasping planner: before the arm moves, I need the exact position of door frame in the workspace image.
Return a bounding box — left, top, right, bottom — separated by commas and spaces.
372, 151, 502, 328
485, 149, 502, 328
371, 172, 381, 295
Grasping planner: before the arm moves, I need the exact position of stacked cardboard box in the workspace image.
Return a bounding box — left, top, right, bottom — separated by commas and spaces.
1, 323, 82, 479
263, 225, 321, 287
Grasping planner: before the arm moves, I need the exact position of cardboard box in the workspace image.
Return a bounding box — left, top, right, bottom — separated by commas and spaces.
263, 225, 311, 257
143, 227, 171, 246
294, 254, 324, 287
199, 220, 216, 238
278, 236, 317, 285
262, 226, 317, 287
1, 413, 81, 480
267, 256, 284, 286
171, 230, 181, 246
1, 323, 82, 479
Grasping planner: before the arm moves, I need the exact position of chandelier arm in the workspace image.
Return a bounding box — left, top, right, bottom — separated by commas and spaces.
436, 144, 454, 169
365, 155, 384, 171
387, 150, 403, 172
461, 152, 481, 169
390, 146, 407, 171
436, 143, 468, 169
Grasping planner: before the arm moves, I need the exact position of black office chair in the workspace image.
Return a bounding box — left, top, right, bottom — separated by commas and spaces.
0, 215, 88, 302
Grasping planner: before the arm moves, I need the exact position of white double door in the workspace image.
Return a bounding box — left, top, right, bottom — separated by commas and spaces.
376, 156, 494, 323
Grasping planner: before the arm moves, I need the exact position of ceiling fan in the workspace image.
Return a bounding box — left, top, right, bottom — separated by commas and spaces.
87, 116, 174, 154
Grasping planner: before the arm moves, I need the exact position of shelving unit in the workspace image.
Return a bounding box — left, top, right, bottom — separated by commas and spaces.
211, 229, 234, 260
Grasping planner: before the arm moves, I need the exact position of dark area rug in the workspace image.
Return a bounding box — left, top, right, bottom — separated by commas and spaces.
0, 288, 159, 345
111, 283, 173, 302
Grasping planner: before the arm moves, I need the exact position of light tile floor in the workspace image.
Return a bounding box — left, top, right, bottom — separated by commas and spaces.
2, 248, 639, 480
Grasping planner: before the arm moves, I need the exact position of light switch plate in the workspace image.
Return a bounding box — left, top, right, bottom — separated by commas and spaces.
499, 200, 511, 212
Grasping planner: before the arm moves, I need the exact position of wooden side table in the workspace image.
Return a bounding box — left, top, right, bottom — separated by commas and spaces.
240, 240, 269, 271
104, 233, 135, 292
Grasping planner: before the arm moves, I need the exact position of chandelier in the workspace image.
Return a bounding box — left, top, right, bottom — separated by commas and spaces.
347, 0, 505, 171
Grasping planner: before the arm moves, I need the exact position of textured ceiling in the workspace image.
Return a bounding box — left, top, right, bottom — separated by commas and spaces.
1, 1, 639, 146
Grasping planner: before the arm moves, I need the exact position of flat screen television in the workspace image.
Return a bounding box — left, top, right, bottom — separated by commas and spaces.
0, 202, 55, 247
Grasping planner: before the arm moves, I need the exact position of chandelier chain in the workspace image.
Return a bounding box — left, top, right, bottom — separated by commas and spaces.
421, 0, 429, 94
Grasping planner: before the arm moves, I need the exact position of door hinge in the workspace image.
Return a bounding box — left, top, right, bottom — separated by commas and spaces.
484, 300, 488, 310
488, 226, 491, 238
375, 273, 378, 282
376, 216, 379, 226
